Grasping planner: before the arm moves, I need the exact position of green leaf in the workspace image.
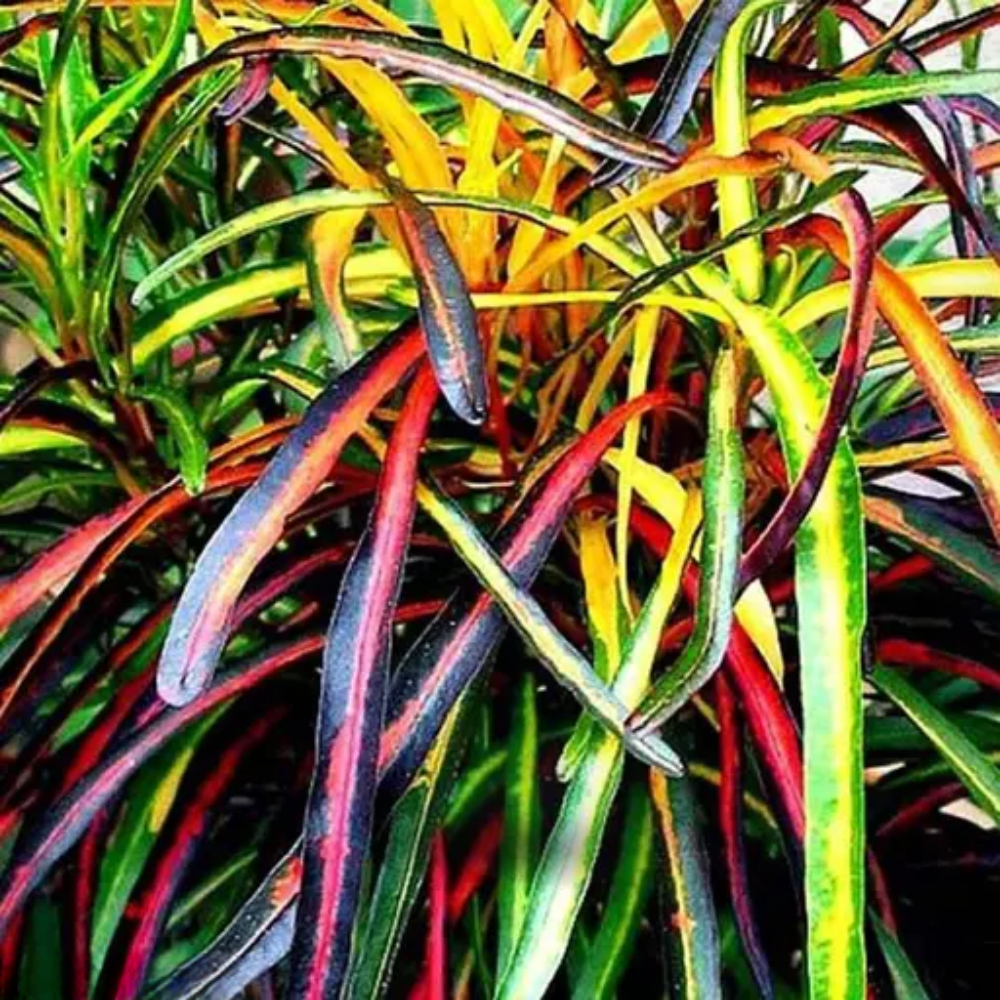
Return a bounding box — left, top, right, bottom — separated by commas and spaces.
571, 783, 655, 1000
405, 467, 684, 776
0, 425, 86, 456
91, 720, 212, 985
129, 189, 644, 309
650, 769, 721, 1000
494, 720, 626, 1000
712, 0, 792, 300
870, 912, 932, 1000
750, 68, 1000, 136
871, 666, 1000, 824
71, 0, 193, 159
131, 385, 208, 494
132, 261, 307, 368
349, 688, 477, 999
630, 348, 745, 732
494, 487, 698, 999
605, 171, 864, 325
19, 897, 64, 1000
690, 264, 867, 1000
497, 673, 541, 975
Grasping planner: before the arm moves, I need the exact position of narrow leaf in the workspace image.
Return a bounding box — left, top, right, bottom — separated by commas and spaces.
97, 712, 284, 1000
385, 177, 488, 424
289, 367, 438, 1000
870, 912, 933, 1000
495, 491, 700, 999
379, 392, 682, 795
571, 784, 655, 999
594, 0, 745, 186
871, 666, 1000, 824
157, 323, 423, 707
497, 674, 540, 974
630, 348, 745, 733
0, 637, 323, 939
145, 851, 301, 1000
689, 265, 866, 1000
131, 385, 209, 495
650, 768, 722, 1000
134, 26, 677, 177
349, 685, 479, 1000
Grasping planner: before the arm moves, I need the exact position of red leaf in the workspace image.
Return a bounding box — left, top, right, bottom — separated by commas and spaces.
157, 323, 423, 707
289, 366, 438, 1000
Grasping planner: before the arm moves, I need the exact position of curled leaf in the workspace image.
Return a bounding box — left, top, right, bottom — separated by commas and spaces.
156, 323, 423, 707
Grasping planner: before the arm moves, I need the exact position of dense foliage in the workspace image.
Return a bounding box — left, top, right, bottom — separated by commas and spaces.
1, 1, 999, 997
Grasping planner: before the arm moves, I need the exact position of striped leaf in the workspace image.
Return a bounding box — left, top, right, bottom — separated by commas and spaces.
289, 368, 438, 1000
385, 177, 488, 425
650, 768, 722, 1000
629, 348, 745, 733
871, 666, 1000, 824
157, 324, 423, 707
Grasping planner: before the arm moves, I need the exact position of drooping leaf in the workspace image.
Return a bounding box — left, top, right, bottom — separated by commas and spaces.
156, 323, 423, 707
380, 391, 683, 795
408, 471, 684, 776
799, 212, 1000, 541
384, 176, 488, 424
494, 488, 700, 999
593, 0, 746, 187
739, 180, 877, 588
131, 26, 677, 180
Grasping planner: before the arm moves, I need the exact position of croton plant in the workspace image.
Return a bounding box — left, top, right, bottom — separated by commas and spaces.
1, 0, 999, 997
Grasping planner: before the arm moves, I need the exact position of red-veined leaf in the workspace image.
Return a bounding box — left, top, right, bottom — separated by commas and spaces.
0, 465, 265, 732
385, 177, 488, 424
0, 636, 323, 939
145, 850, 301, 1000
717, 674, 773, 999
289, 366, 438, 1000
157, 322, 423, 707
128, 27, 677, 176
379, 391, 675, 794
97, 709, 286, 1000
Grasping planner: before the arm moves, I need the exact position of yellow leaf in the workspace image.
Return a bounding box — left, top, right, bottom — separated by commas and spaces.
603, 449, 785, 683
148, 742, 199, 833
579, 512, 622, 670
616, 307, 660, 614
